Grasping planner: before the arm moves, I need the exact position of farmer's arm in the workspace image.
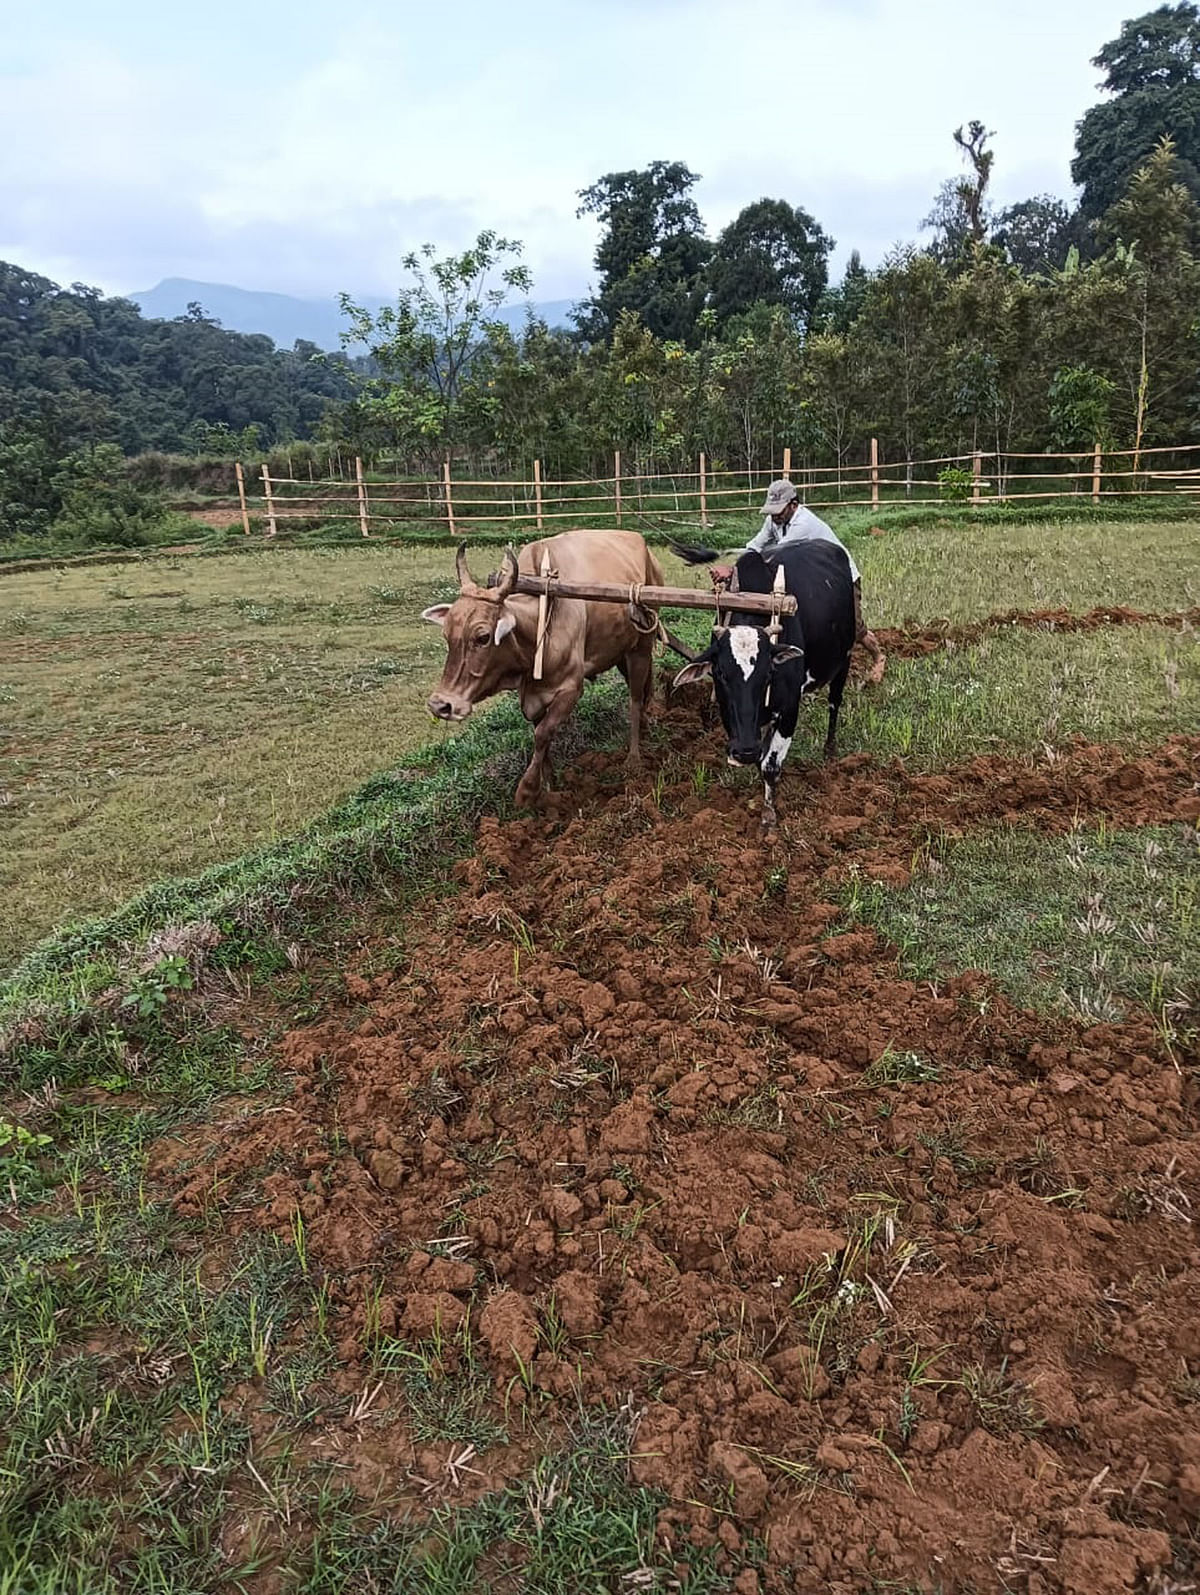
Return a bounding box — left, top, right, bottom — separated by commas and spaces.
743, 516, 773, 555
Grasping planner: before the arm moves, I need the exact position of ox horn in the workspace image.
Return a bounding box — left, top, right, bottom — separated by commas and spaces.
455, 540, 478, 592
493, 545, 519, 601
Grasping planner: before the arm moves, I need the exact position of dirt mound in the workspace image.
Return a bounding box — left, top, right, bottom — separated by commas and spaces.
877, 603, 1200, 659
154, 729, 1200, 1591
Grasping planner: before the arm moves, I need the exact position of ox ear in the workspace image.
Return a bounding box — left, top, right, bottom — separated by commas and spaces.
772, 644, 805, 665
493, 608, 517, 644
672, 658, 713, 690
421, 604, 452, 627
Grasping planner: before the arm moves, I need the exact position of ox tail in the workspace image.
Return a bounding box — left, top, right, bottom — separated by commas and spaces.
669, 539, 721, 566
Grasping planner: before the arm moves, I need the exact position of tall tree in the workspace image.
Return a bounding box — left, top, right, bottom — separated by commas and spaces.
923, 121, 995, 266
954, 121, 996, 244
705, 198, 833, 328
1101, 135, 1200, 462
574, 161, 712, 345
1073, 3, 1200, 223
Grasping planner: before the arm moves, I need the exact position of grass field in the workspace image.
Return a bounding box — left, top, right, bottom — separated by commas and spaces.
2, 514, 1199, 1592
2, 518, 1198, 972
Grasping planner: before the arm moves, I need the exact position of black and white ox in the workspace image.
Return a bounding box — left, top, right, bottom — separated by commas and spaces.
672, 542, 856, 827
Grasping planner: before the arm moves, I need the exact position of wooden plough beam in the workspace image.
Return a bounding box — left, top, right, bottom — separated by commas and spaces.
511, 573, 796, 619
509, 563, 794, 681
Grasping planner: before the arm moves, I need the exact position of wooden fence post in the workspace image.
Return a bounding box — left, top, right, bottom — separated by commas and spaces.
443, 460, 456, 538
261, 464, 277, 538
355, 456, 370, 537
699, 452, 708, 527
870, 437, 879, 511
782, 446, 792, 481
533, 458, 544, 531
614, 450, 622, 526
972, 451, 982, 506
1092, 443, 1102, 505
235, 461, 251, 536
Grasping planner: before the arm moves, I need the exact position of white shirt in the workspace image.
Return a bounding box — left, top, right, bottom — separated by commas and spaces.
745, 504, 860, 585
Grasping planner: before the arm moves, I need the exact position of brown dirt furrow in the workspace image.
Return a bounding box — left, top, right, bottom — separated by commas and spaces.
151, 727, 1200, 1592
876, 603, 1200, 658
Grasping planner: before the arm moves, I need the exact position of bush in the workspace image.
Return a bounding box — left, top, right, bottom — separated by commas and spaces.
937, 465, 975, 502
51, 445, 171, 547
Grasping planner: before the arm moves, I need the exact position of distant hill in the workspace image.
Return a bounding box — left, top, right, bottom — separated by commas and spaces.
128, 279, 579, 352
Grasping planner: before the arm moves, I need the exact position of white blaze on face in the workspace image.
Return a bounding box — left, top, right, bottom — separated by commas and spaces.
763, 730, 792, 772
729, 625, 761, 681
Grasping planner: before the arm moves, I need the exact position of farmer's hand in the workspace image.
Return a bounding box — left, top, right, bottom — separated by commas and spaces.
710, 564, 733, 586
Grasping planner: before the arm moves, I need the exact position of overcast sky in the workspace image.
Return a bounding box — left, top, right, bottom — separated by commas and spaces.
3, 0, 1136, 304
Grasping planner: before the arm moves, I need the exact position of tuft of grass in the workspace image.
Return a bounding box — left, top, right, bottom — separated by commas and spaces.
864, 1047, 941, 1087
959, 1360, 1044, 1436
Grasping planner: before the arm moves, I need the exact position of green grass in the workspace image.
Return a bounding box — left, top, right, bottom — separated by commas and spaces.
844, 512, 1199, 625
846, 622, 1196, 765
845, 821, 1200, 1043
0, 546, 471, 968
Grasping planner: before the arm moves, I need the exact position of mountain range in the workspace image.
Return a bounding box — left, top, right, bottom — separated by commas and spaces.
128, 279, 579, 352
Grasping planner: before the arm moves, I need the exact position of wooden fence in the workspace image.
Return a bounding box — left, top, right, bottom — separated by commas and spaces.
226, 442, 1200, 539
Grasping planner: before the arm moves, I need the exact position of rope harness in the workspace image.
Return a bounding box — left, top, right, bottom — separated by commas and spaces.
626, 582, 660, 635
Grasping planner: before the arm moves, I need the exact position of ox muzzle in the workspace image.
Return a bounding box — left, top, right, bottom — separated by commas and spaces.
427, 692, 474, 722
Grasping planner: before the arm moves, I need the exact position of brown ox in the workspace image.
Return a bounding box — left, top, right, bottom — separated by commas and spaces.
422, 530, 665, 808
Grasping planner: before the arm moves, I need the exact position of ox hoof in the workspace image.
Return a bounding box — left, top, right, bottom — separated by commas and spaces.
514, 782, 541, 811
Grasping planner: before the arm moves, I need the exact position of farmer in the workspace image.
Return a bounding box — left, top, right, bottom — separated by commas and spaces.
712, 479, 886, 684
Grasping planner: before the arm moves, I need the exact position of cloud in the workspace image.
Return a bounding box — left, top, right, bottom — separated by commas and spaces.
1, 0, 1137, 300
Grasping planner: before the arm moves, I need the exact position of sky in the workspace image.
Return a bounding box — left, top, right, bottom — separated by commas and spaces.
2, 0, 1138, 306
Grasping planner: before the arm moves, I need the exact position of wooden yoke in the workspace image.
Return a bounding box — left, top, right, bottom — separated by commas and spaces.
511, 574, 797, 621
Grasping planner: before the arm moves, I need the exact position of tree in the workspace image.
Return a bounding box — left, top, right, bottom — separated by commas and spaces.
1048, 365, 1116, 449
813, 250, 871, 333
574, 162, 712, 345
953, 121, 995, 244
0, 257, 357, 539
708, 304, 803, 472
705, 198, 833, 329
798, 332, 867, 484
1101, 136, 1200, 463
923, 121, 995, 266
853, 248, 951, 484
944, 253, 1043, 472
465, 315, 593, 475
337, 232, 531, 464
993, 196, 1078, 275
1073, 4, 1200, 222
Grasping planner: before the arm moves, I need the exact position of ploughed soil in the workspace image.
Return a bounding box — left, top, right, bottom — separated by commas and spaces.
153, 706, 1200, 1593
876, 604, 1200, 658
